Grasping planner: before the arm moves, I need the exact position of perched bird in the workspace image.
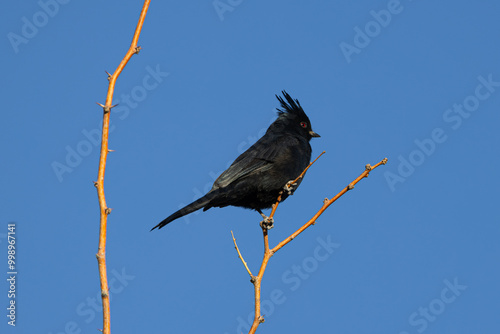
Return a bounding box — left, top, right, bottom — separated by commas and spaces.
152, 91, 320, 230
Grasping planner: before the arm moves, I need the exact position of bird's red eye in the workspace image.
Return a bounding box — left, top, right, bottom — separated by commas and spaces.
300, 122, 307, 128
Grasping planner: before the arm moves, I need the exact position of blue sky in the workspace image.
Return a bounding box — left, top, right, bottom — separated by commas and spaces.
1, 1, 499, 333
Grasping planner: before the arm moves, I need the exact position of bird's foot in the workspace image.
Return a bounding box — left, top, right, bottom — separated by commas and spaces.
284, 180, 298, 195
259, 216, 274, 230
258, 210, 274, 230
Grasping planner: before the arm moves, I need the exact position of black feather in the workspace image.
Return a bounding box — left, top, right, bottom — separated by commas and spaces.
152, 91, 319, 230
276, 90, 304, 116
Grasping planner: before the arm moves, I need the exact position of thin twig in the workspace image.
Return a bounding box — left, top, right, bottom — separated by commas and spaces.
269, 151, 325, 221
288, 150, 325, 186
272, 158, 387, 254
247, 152, 327, 333
95, 2, 150, 334
231, 231, 253, 278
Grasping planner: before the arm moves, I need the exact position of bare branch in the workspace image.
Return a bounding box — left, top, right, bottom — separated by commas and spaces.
272, 157, 388, 254
95, 2, 150, 334
231, 231, 254, 279
244, 157, 388, 333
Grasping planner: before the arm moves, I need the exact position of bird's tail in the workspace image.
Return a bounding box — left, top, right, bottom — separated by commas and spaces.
151, 192, 216, 230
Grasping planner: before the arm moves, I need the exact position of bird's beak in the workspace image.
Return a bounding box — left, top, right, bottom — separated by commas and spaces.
309, 130, 320, 138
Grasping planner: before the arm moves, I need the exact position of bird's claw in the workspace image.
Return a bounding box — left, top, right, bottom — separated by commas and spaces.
284, 180, 298, 195
260, 216, 274, 230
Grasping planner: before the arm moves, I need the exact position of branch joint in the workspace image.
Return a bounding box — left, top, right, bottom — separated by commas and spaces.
105, 71, 112, 81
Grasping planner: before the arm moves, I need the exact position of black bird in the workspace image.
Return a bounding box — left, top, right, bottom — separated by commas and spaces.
152, 91, 320, 230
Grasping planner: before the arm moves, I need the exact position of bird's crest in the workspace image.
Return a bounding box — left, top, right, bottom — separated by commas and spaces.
276, 90, 305, 117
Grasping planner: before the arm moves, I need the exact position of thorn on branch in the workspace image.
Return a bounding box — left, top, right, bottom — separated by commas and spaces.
96, 103, 118, 114
105, 71, 112, 81
109, 105, 118, 113
108, 149, 115, 153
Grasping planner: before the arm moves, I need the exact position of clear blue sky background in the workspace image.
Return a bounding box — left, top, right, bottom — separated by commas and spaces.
1, 1, 499, 333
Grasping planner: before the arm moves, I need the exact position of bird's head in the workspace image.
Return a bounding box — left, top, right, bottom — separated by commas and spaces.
273, 91, 320, 140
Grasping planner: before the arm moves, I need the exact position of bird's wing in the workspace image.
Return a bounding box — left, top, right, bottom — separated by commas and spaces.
212, 135, 296, 189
